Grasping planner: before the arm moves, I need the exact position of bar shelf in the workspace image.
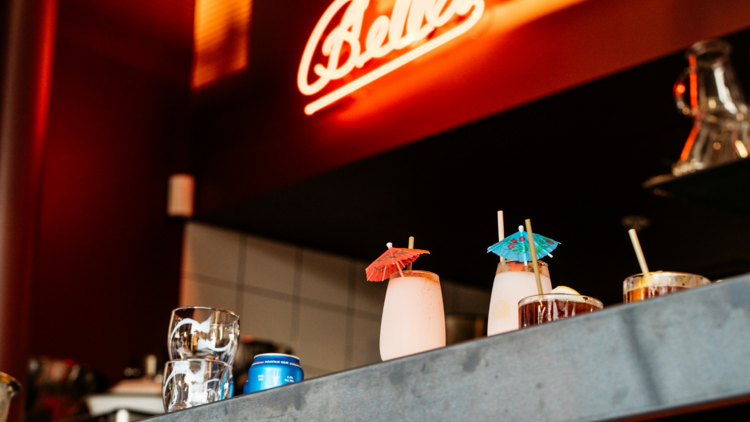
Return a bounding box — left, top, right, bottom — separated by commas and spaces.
644, 158, 750, 216
148, 275, 750, 422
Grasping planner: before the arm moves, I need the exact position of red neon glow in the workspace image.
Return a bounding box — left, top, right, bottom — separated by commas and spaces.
688, 55, 698, 112
680, 124, 699, 162
192, 0, 251, 89
298, 0, 485, 115
35, 0, 58, 159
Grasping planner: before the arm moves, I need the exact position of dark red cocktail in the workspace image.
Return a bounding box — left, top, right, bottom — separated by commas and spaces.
518, 293, 603, 328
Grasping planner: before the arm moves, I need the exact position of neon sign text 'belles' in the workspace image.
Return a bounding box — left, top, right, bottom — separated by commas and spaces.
298, 0, 485, 115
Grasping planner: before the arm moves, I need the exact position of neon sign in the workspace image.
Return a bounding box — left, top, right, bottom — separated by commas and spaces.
298, 0, 485, 115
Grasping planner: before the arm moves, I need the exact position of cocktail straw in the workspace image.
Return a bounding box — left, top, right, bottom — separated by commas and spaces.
525, 219, 544, 297
628, 229, 649, 273
407, 236, 415, 271
497, 211, 506, 264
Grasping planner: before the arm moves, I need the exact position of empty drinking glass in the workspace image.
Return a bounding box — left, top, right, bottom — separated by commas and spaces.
168, 307, 240, 364
162, 359, 230, 412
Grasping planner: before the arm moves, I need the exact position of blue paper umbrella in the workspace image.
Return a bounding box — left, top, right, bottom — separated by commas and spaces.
487, 226, 559, 261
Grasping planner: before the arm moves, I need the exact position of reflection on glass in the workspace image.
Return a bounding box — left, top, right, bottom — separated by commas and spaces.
168, 307, 240, 364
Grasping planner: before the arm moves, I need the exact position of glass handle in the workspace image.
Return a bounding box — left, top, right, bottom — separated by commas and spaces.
674, 68, 696, 116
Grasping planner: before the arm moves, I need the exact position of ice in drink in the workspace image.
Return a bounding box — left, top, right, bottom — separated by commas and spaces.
488, 260, 551, 335
380, 271, 445, 361
623, 271, 710, 303
518, 293, 603, 328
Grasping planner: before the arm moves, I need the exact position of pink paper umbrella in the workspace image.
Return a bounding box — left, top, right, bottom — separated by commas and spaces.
365, 242, 430, 282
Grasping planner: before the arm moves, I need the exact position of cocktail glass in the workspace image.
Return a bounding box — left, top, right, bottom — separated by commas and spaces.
518, 293, 602, 328
623, 271, 710, 303
168, 307, 240, 364
380, 270, 445, 361
488, 260, 552, 335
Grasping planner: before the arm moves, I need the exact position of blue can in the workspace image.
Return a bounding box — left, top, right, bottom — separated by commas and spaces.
243, 353, 304, 394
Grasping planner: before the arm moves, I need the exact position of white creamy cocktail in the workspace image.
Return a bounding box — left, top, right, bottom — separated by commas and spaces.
487, 260, 551, 335
380, 270, 445, 361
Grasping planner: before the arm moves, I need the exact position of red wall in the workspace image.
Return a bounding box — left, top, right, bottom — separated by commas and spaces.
27, 0, 193, 384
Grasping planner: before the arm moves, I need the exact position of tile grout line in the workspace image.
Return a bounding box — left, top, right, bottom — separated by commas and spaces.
235, 236, 247, 319
344, 260, 357, 369
299, 297, 348, 315
303, 364, 346, 378
238, 283, 295, 302
177, 223, 190, 307
184, 270, 240, 288
353, 309, 382, 322
290, 248, 303, 349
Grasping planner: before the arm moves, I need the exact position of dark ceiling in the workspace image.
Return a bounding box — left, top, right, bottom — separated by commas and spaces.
198, 27, 750, 306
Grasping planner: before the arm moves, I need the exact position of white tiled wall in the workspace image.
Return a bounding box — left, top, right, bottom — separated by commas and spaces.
180, 222, 491, 378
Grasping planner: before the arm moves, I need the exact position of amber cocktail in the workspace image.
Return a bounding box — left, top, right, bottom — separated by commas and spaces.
623, 272, 710, 303
518, 293, 603, 328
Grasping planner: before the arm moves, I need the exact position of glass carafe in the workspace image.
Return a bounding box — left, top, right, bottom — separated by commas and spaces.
672, 39, 749, 176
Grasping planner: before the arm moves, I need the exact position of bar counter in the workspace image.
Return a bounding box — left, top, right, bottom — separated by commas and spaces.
150, 274, 750, 421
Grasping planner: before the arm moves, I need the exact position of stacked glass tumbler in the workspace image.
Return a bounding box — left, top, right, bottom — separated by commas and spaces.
162, 307, 240, 413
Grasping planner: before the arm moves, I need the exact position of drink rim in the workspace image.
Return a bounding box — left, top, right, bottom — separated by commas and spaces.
0, 371, 21, 394
172, 306, 240, 319
388, 270, 439, 281
623, 271, 711, 293
624, 270, 709, 279
518, 293, 603, 309
165, 358, 231, 368
254, 353, 300, 361
502, 259, 548, 266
